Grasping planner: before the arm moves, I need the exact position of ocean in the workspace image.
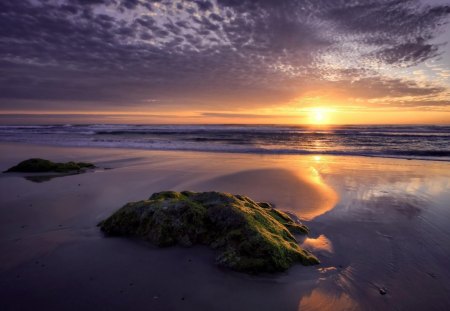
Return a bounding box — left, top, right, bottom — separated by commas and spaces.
1, 124, 449, 161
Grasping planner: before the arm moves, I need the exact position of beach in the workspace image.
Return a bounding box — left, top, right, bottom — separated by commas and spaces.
3, 0, 450, 309
1, 142, 450, 311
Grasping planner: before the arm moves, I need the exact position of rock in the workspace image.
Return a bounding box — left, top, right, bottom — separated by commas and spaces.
379, 287, 387, 295
4, 158, 95, 173
99, 191, 319, 273
256, 202, 272, 209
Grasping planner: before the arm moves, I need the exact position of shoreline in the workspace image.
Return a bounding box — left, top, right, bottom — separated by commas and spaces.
0, 140, 449, 164
1, 123, 449, 163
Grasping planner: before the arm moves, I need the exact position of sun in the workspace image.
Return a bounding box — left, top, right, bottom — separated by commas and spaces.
314, 110, 325, 123
309, 107, 329, 124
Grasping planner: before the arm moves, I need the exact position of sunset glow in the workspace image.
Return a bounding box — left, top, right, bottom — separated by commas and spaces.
309, 108, 330, 125
0, 0, 449, 124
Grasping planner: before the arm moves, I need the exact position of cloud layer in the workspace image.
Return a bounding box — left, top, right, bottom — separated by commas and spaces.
0, 0, 449, 112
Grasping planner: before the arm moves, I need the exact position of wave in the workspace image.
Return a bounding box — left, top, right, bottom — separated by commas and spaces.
0, 124, 449, 161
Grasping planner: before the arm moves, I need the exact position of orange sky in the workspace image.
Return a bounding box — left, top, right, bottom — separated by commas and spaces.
2, 108, 450, 125
1, 0, 449, 125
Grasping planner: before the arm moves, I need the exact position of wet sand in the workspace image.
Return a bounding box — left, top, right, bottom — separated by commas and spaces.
0, 142, 449, 310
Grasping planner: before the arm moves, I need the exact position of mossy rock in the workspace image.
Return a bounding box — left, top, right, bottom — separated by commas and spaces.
4, 158, 95, 173
99, 191, 319, 273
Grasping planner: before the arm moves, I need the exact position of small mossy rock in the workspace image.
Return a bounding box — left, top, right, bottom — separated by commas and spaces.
100, 191, 319, 273
4, 158, 95, 173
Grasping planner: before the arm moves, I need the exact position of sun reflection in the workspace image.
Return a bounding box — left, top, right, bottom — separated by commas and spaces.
298, 289, 358, 311
301, 234, 334, 253
288, 162, 338, 220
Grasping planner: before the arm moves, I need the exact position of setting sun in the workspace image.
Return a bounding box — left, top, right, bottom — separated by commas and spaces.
309, 108, 330, 125
314, 109, 325, 123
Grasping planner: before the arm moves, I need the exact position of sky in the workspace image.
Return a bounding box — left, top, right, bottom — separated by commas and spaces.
0, 0, 450, 124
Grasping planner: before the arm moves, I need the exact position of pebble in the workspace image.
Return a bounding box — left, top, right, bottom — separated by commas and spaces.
379, 287, 387, 295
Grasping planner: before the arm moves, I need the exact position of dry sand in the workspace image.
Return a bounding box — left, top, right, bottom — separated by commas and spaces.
0, 142, 449, 310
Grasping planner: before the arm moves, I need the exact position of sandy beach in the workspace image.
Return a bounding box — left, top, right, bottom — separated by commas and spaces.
1, 142, 450, 311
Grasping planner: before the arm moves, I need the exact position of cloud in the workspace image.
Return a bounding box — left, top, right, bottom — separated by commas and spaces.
333, 76, 446, 99
0, 0, 449, 112
201, 112, 304, 119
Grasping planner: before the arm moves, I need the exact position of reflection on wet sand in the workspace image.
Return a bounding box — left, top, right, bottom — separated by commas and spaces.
24, 172, 79, 183
2, 143, 450, 311
298, 288, 358, 311
297, 155, 450, 310
189, 167, 338, 220
301, 234, 334, 254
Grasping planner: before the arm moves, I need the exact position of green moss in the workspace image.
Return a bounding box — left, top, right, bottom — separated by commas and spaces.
4, 158, 95, 173
99, 191, 319, 273
266, 208, 310, 235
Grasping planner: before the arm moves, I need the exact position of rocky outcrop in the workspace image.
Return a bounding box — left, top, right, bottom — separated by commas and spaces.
4, 158, 95, 173
99, 191, 319, 273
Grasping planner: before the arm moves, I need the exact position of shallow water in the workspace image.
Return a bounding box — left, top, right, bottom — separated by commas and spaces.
295, 156, 450, 310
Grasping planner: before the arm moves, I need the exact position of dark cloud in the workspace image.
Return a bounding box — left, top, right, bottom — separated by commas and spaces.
201, 112, 303, 119
376, 39, 440, 65
323, 1, 450, 65
0, 0, 449, 111
193, 0, 213, 11
333, 76, 446, 99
